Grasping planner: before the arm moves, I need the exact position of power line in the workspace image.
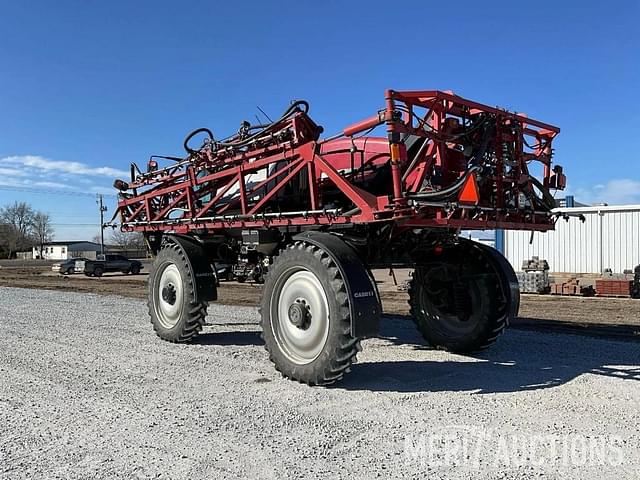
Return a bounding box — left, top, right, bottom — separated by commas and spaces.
50, 223, 100, 226
0, 185, 117, 198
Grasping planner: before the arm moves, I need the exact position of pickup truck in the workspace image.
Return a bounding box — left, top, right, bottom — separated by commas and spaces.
84, 254, 143, 277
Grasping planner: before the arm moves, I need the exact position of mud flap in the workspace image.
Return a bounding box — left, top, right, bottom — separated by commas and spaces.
293, 232, 381, 338
164, 234, 218, 303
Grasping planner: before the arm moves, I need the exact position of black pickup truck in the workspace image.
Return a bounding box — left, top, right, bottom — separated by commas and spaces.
84, 254, 143, 277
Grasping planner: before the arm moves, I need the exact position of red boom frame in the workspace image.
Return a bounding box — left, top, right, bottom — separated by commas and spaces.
114, 90, 564, 234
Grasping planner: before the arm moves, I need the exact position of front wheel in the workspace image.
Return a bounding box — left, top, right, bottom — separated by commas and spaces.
260, 241, 360, 385
148, 240, 207, 342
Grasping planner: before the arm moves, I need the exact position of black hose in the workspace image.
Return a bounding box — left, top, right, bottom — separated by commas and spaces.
407, 166, 482, 200
183, 128, 214, 154
528, 175, 557, 210
208, 100, 310, 150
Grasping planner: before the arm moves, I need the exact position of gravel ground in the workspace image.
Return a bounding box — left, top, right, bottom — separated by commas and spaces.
0, 287, 638, 479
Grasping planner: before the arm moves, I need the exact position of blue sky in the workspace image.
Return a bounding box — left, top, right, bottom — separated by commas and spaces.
0, 1, 638, 240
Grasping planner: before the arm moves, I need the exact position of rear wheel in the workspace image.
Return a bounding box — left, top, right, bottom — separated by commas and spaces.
260, 241, 360, 385
131, 265, 141, 275
409, 252, 507, 353
148, 240, 207, 342
93, 267, 104, 277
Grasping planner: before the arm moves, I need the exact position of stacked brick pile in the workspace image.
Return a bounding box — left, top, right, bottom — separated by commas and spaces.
550, 278, 595, 296
596, 279, 633, 297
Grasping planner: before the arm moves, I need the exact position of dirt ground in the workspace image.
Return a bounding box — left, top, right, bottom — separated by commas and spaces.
0, 266, 638, 338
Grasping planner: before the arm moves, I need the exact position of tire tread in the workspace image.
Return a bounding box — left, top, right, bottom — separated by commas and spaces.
148, 238, 207, 343
260, 241, 360, 385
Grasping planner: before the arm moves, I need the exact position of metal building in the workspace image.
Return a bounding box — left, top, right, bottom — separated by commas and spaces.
499, 204, 640, 274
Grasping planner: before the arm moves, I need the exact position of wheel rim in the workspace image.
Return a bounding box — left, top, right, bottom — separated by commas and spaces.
154, 263, 184, 329
270, 267, 330, 365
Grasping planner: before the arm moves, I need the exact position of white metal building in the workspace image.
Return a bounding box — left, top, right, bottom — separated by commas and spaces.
33, 241, 102, 260
502, 204, 640, 274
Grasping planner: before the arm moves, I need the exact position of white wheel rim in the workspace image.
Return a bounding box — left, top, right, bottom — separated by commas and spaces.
271, 268, 330, 365
155, 263, 184, 329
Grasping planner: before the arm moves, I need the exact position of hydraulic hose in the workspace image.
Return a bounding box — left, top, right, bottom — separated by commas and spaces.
528, 175, 557, 210
407, 122, 493, 201
182, 101, 310, 154
407, 165, 482, 200
183, 128, 214, 154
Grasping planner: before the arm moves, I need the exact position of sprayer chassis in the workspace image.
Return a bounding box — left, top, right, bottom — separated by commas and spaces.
115, 89, 564, 385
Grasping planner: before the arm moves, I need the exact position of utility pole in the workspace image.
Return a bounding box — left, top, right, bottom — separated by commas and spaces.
96, 194, 107, 256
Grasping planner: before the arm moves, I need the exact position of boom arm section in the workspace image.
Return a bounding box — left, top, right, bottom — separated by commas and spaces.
113, 89, 565, 234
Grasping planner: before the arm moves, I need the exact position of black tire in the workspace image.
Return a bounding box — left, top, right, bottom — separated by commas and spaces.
131, 265, 141, 275
409, 266, 506, 354
260, 241, 360, 385
65, 267, 74, 275
93, 267, 104, 277
236, 275, 246, 283
148, 239, 207, 342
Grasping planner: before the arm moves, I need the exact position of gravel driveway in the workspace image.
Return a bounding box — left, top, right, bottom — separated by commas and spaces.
1, 287, 638, 479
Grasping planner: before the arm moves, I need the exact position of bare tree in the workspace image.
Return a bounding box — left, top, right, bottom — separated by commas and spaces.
0, 202, 35, 258
109, 230, 145, 249
31, 212, 55, 259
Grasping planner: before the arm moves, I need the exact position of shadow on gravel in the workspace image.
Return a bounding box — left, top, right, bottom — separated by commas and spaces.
512, 316, 639, 339
340, 316, 640, 394
192, 331, 264, 346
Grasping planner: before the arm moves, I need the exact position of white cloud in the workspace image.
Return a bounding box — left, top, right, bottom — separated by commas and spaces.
3, 155, 127, 178
0, 178, 27, 188
0, 167, 28, 177
0, 154, 126, 197
32, 181, 74, 189
565, 178, 640, 206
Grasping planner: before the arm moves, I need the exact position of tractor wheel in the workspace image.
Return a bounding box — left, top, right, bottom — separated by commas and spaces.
260, 241, 360, 385
148, 240, 207, 342
409, 265, 506, 354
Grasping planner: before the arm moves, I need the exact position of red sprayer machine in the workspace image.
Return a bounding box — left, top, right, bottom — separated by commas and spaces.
113, 89, 566, 384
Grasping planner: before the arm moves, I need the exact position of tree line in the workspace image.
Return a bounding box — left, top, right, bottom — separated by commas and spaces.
0, 201, 54, 259
0, 200, 146, 259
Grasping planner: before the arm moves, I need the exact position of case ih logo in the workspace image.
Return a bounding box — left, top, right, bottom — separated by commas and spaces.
353, 290, 375, 298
